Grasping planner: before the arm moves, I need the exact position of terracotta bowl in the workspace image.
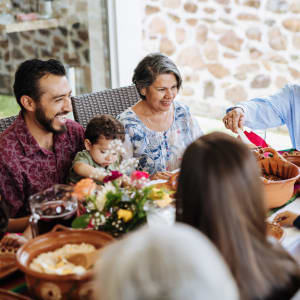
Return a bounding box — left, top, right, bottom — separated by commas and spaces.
281, 150, 300, 167
16, 225, 114, 300
258, 148, 300, 209
281, 151, 300, 183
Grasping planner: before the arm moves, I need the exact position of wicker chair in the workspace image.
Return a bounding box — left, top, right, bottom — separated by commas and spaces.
0, 115, 17, 134
71, 85, 140, 128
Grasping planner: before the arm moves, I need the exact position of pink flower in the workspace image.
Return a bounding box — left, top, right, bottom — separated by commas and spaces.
103, 170, 123, 183
77, 202, 87, 216
87, 217, 94, 229
131, 171, 149, 181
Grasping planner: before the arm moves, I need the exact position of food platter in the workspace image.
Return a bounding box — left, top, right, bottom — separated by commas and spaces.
150, 171, 179, 195
266, 222, 285, 242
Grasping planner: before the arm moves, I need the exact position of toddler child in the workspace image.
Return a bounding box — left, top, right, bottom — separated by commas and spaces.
68, 114, 125, 184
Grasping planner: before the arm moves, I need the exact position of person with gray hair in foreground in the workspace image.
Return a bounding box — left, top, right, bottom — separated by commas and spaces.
93, 224, 239, 300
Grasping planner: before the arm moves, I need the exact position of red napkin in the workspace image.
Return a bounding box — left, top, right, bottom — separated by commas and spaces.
243, 130, 268, 148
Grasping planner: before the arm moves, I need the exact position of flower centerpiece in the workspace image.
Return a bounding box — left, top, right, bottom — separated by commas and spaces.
71, 140, 173, 237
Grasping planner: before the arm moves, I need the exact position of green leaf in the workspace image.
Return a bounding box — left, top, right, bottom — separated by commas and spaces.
71, 214, 91, 229
104, 191, 122, 211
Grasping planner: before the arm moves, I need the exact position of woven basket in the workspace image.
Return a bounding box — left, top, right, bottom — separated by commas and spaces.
257, 148, 300, 209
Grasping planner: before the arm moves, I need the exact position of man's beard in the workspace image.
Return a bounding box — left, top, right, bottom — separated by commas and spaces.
35, 105, 67, 134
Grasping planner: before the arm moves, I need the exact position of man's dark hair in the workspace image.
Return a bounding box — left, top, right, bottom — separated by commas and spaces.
85, 114, 125, 144
13, 59, 66, 111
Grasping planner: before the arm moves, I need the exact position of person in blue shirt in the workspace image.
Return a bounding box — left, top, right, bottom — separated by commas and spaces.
223, 84, 300, 150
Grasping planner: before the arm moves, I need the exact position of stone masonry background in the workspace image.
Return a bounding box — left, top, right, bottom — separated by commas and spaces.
140, 0, 300, 128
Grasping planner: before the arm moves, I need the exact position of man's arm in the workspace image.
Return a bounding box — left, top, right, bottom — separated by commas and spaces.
0, 166, 30, 232
0, 163, 26, 220
224, 84, 294, 132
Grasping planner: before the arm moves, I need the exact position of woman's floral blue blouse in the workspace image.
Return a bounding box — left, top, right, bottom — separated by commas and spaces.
117, 101, 203, 175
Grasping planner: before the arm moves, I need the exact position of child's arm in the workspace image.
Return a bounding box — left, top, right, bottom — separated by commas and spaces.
73, 162, 106, 182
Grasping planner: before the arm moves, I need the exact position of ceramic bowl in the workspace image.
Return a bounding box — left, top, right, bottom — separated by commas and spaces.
281, 150, 300, 167
281, 151, 300, 183
16, 225, 114, 300
258, 148, 300, 209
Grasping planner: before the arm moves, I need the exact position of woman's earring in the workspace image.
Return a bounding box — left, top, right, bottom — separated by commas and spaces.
141, 88, 146, 96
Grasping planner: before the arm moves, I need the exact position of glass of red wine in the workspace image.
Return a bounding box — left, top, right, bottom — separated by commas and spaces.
29, 185, 78, 237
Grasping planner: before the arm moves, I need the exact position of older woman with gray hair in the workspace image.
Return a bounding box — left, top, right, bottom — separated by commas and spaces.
117, 53, 203, 176
93, 224, 239, 300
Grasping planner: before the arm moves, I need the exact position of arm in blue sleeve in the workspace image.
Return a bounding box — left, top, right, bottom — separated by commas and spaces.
293, 215, 300, 230
228, 85, 294, 130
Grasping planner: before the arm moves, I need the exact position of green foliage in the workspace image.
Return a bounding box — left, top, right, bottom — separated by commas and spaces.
71, 214, 91, 228
0, 95, 20, 118
104, 189, 123, 211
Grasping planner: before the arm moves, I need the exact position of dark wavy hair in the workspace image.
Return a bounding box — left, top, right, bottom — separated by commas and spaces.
13, 59, 66, 111
177, 132, 300, 300
132, 53, 182, 100
85, 114, 125, 144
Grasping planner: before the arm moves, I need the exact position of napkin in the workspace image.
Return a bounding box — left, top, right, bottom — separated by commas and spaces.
237, 128, 268, 147
243, 130, 268, 147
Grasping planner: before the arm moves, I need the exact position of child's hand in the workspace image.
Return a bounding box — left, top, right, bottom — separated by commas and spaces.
0, 233, 28, 248
274, 211, 299, 227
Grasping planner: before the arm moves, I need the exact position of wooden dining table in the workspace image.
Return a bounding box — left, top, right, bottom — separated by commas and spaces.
268, 194, 300, 258
0, 270, 26, 290
1, 183, 299, 299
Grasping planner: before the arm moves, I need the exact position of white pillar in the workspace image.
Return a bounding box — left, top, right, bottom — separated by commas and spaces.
107, 0, 143, 88
87, 0, 110, 91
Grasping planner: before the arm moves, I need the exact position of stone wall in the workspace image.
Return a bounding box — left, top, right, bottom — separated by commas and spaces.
140, 0, 300, 120
0, 0, 90, 94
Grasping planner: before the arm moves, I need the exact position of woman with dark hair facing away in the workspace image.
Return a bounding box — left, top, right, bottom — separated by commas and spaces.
117, 53, 203, 177
176, 132, 300, 300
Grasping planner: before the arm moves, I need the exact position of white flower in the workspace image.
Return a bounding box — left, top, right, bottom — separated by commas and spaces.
107, 139, 126, 157
119, 157, 138, 174
87, 202, 95, 210
99, 214, 106, 224
95, 182, 116, 211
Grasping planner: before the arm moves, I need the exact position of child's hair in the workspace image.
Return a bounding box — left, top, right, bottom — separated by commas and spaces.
85, 114, 125, 144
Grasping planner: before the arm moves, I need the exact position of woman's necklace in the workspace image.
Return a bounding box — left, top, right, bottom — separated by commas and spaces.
143, 106, 174, 132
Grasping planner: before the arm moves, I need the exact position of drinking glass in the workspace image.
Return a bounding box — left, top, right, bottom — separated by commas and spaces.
29, 184, 78, 237
145, 201, 175, 227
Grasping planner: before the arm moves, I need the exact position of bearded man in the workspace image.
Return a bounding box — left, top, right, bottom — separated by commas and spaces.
0, 59, 84, 228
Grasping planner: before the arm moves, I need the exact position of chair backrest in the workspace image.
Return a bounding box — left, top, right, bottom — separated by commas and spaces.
0, 115, 18, 134
71, 85, 140, 128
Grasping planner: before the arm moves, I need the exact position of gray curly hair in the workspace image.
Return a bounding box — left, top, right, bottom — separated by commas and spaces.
93, 224, 239, 300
